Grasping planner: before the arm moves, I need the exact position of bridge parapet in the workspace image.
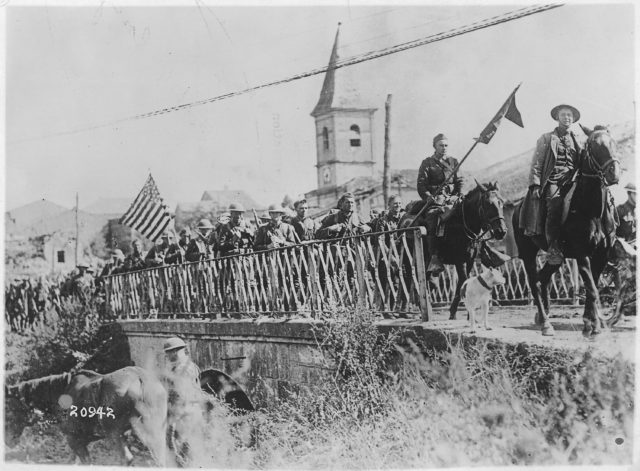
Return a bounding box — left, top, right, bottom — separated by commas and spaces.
106, 228, 432, 320
105, 228, 581, 320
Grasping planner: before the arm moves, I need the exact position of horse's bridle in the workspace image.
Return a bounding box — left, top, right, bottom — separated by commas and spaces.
583, 138, 620, 184
461, 191, 504, 242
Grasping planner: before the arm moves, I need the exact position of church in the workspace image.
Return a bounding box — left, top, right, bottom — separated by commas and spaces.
304, 25, 418, 218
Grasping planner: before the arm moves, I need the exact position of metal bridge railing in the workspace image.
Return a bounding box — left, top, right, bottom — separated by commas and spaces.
105, 229, 581, 320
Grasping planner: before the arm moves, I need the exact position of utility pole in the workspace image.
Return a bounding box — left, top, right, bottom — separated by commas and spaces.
382, 94, 392, 207
75, 192, 79, 266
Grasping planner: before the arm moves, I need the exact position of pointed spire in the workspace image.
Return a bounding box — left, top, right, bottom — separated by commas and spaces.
311, 23, 340, 117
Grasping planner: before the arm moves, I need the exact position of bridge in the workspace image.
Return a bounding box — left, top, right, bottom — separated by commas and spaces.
106, 228, 620, 407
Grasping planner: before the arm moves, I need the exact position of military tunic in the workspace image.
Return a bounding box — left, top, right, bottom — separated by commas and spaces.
254, 221, 297, 251
290, 216, 320, 241
616, 200, 636, 241
317, 211, 371, 239
417, 154, 461, 201
216, 223, 254, 256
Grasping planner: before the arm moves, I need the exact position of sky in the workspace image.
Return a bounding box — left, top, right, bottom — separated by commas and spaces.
3, 0, 637, 212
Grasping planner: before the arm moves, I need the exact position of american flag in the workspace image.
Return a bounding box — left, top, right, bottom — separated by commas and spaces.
120, 174, 173, 242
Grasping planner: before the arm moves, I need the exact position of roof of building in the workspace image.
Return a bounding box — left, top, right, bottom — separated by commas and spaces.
199, 189, 261, 210
311, 24, 376, 117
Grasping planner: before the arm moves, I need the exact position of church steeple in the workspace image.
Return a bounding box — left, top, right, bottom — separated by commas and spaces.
310, 23, 378, 190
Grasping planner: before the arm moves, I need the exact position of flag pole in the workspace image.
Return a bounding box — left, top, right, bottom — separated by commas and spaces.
407, 83, 522, 224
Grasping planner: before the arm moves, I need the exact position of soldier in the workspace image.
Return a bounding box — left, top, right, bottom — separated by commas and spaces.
122, 239, 147, 273
99, 249, 125, 277
70, 262, 95, 304
216, 203, 254, 256
371, 195, 404, 233
417, 133, 464, 273
254, 204, 298, 251
617, 182, 636, 242
525, 104, 586, 265
185, 219, 214, 262
146, 230, 182, 267
178, 227, 191, 253
162, 337, 201, 465
317, 192, 371, 239
289, 199, 319, 242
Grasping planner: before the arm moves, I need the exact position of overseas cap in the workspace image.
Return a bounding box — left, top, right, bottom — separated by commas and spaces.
550, 104, 580, 122
432, 133, 448, 146
164, 337, 186, 352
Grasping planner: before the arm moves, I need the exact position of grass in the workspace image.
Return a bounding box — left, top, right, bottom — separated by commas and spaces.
5, 305, 635, 467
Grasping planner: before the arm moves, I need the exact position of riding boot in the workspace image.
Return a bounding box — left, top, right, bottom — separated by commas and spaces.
426, 235, 444, 274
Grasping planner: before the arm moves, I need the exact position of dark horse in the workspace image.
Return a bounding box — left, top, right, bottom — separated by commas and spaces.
5, 366, 171, 466
513, 128, 621, 336
401, 182, 508, 319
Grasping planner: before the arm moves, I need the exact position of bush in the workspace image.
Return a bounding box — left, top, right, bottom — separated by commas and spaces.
5, 298, 102, 384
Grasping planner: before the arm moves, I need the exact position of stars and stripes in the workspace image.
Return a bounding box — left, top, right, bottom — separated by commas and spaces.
120, 174, 173, 242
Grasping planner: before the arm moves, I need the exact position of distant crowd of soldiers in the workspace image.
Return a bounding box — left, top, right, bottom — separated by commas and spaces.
4, 267, 97, 332
101, 193, 406, 276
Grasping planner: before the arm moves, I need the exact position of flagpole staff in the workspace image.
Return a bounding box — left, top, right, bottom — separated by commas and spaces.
407, 83, 523, 224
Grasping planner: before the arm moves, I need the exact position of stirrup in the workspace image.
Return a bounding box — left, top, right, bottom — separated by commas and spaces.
546, 245, 564, 265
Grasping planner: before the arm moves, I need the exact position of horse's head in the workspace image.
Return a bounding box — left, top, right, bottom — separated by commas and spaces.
469, 181, 507, 241
582, 126, 621, 186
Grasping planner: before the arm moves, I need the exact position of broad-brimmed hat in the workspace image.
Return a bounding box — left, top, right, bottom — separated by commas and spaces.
259, 211, 271, 221
197, 218, 214, 230
77, 262, 89, 269
229, 203, 245, 213
625, 182, 636, 193
550, 104, 580, 122
164, 337, 186, 352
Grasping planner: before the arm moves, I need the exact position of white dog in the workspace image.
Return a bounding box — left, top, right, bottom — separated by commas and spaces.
461, 268, 506, 332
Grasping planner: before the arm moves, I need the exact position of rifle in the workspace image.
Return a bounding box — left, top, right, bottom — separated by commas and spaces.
252, 208, 261, 228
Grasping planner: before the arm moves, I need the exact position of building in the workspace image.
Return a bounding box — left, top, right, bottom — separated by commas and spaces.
305, 24, 380, 213
175, 189, 266, 230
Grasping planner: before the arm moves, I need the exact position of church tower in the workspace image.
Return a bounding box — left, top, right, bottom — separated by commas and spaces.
311, 24, 377, 190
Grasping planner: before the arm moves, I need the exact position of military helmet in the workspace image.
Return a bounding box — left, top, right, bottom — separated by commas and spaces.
268, 204, 286, 213
260, 211, 271, 221
229, 202, 245, 213
77, 262, 89, 269
163, 337, 186, 352
197, 218, 214, 230
624, 182, 636, 193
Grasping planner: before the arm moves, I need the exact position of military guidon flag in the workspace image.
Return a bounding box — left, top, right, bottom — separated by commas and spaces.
477, 83, 524, 144
120, 174, 173, 242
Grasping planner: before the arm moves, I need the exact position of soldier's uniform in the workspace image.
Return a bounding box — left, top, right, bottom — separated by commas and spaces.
290, 216, 319, 241
254, 205, 297, 251
371, 210, 403, 233
317, 210, 371, 239
216, 205, 254, 256
185, 219, 215, 262
123, 243, 147, 273
417, 133, 463, 273
616, 183, 636, 242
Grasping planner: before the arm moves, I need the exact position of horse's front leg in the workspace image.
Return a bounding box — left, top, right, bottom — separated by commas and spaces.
67, 435, 91, 465
536, 262, 561, 335
576, 256, 602, 336
449, 262, 468, 320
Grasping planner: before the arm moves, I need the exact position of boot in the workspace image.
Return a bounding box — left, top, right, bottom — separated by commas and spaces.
546, 240, 564, 265
426, 236, 444, 274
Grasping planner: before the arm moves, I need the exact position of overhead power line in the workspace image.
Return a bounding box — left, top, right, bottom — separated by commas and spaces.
10, 3, 563, 145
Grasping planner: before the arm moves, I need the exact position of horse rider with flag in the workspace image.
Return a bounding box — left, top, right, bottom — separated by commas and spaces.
417, 133, 464, 274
